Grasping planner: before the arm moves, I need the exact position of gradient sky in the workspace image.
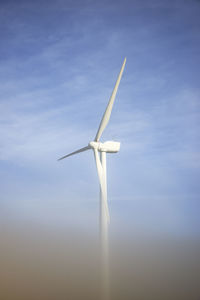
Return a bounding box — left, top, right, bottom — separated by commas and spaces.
0, 0, 200, 237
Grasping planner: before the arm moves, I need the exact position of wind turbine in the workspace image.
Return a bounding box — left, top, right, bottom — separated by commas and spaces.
58, 57, 126, 219
58, 58, 126, 299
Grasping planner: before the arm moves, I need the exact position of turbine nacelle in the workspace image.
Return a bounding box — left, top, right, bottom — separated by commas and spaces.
89, 141, 120, 153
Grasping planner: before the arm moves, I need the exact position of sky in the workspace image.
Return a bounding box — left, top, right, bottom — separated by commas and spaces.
0, 0, 200, 238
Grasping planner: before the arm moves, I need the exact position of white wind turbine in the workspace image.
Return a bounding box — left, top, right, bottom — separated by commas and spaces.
58, 58, 126, 298
58, 57, 126, 220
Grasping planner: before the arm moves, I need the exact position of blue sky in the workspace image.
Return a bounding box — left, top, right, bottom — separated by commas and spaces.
0, 0, 200, 237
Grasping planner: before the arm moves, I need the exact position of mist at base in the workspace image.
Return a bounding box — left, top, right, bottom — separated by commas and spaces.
1, 196, 200, 300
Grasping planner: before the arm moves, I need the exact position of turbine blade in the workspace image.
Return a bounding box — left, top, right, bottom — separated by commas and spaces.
58, 146, 90, 161
95, 57, 126, 142
93, 149, 110, 222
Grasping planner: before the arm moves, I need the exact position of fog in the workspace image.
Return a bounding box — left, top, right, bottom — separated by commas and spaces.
1, 213, 199, 300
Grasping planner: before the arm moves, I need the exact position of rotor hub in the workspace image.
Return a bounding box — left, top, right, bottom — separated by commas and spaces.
89, 141, 120, 153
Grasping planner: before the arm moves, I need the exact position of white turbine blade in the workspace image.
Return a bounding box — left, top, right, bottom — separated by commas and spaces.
95, 57, 126, 142
58, 146, 90, 161
93, 148, 103, 180
93, 149, 110, 222
100, 151, 110, 222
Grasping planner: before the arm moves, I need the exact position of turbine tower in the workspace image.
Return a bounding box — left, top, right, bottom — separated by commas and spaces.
58, 58, 126, 299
